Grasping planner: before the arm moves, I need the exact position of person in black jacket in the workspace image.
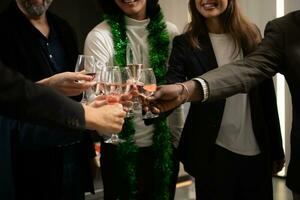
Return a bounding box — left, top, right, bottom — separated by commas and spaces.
0, 0, 108, 199
149, 8, 300, 200
166, 0, 285, 199
0, 59, 126, 200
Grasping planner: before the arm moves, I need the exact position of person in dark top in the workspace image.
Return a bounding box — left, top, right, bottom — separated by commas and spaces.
148, 9, 300, 200
166, 0, 284, 199
0, 0, 94, 199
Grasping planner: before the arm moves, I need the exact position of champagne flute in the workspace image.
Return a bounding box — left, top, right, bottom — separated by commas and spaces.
126, 43, 143, 110
92, 61, 106, 97
120, 67, 134, 118
104, 66, 125, 144
74, 55, 96, 103
138, 68, 159, 119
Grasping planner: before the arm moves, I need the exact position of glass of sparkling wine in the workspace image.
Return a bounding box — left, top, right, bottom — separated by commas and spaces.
104, 66, 125, 144
92, 62, 106, 97
120, 67, 135, 118
126, 43, 143, 110
74, 55, 96, 103
138, 68, 158, 119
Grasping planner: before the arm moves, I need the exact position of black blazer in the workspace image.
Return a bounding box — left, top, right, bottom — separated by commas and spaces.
167, 33, 284, 180
0, 3, 93, 199
0, 2, 83, 146
0, 62, 85, 200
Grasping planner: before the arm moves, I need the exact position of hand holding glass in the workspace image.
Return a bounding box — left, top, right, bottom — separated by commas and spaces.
74, 55, 96, 103
104, 66, 125, 144
138, 68, 158, 119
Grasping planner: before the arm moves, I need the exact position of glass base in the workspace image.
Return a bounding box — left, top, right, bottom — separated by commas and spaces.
125, 109, 135, 118
104, 134, 125, 144
132, 97, 141, 111
142, 111, 159, 119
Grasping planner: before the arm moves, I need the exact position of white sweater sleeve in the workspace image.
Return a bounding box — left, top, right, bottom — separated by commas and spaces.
84, 22, 115, 66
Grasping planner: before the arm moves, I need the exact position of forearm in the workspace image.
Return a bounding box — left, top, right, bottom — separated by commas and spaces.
83, 104, 96, 131
0, 62, 85, 130
24, 83, 86, 130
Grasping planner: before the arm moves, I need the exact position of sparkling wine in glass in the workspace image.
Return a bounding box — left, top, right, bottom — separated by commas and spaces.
126, 43, 143, 110
138, 68, 159, 119
120, 67, 135, 118
75, 55, 96, 103
104, 66, 125, 144
92, 62, 106, 97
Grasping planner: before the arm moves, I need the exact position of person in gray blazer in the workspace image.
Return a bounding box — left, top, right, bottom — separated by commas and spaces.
148, 10, 300, 200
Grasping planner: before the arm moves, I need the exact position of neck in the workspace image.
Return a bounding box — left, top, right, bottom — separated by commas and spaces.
127, 14, 147, 20
205, 17, 224, 34
29, 15, 50, 38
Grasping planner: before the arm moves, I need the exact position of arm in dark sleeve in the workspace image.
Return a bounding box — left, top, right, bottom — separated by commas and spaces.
259, 80, 285, 161
0, 61, 85, 131
201, 20, 284, 101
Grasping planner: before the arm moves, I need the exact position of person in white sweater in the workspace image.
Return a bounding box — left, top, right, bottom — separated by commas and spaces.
84, 0, 184, 199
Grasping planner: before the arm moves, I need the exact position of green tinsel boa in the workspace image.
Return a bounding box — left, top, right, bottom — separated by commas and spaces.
104, 7, 173, 200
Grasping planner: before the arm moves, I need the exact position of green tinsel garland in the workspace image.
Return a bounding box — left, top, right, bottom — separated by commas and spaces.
105, 7, 173, 200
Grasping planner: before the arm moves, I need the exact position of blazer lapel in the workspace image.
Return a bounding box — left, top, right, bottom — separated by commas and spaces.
192, 33, 218, 73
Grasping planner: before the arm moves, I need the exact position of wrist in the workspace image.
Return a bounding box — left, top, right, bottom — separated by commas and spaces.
83, 104, 95, 130
192, 78, 208, 102
175, 83, 190, 103
184, 80, 204, 102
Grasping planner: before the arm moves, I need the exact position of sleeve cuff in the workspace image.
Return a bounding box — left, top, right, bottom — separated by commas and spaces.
192, 78, 209, 102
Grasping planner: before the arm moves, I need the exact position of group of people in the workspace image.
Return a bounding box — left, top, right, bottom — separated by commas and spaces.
0, 0, 299, 200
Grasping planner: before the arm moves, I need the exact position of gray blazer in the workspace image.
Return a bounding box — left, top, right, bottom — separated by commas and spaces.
201, 10, 300, 193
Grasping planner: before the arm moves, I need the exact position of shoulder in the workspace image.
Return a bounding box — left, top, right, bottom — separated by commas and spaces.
48, 12, 70, 26
263, 11, 300, 39
90, 20, 112, 33
165, 21, 180, 39
270, 10, 300, 27
172, 34, 190, 46
84, 20, 114, 61
0, 3, 19, 27
86, 21, 112, 42
169, 34, 193, 56
0, 2, 15, 18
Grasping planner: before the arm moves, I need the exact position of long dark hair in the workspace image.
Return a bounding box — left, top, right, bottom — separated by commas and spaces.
97, 0, 160, 19
186, 0, 261, 54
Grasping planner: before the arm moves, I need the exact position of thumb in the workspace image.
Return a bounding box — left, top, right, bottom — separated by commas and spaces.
148, 86, 163, 102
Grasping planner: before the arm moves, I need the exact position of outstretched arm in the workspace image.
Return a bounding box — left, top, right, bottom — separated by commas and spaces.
147, 80, 203, 113
0, 61, 126, 134
148, 20, 284, 113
